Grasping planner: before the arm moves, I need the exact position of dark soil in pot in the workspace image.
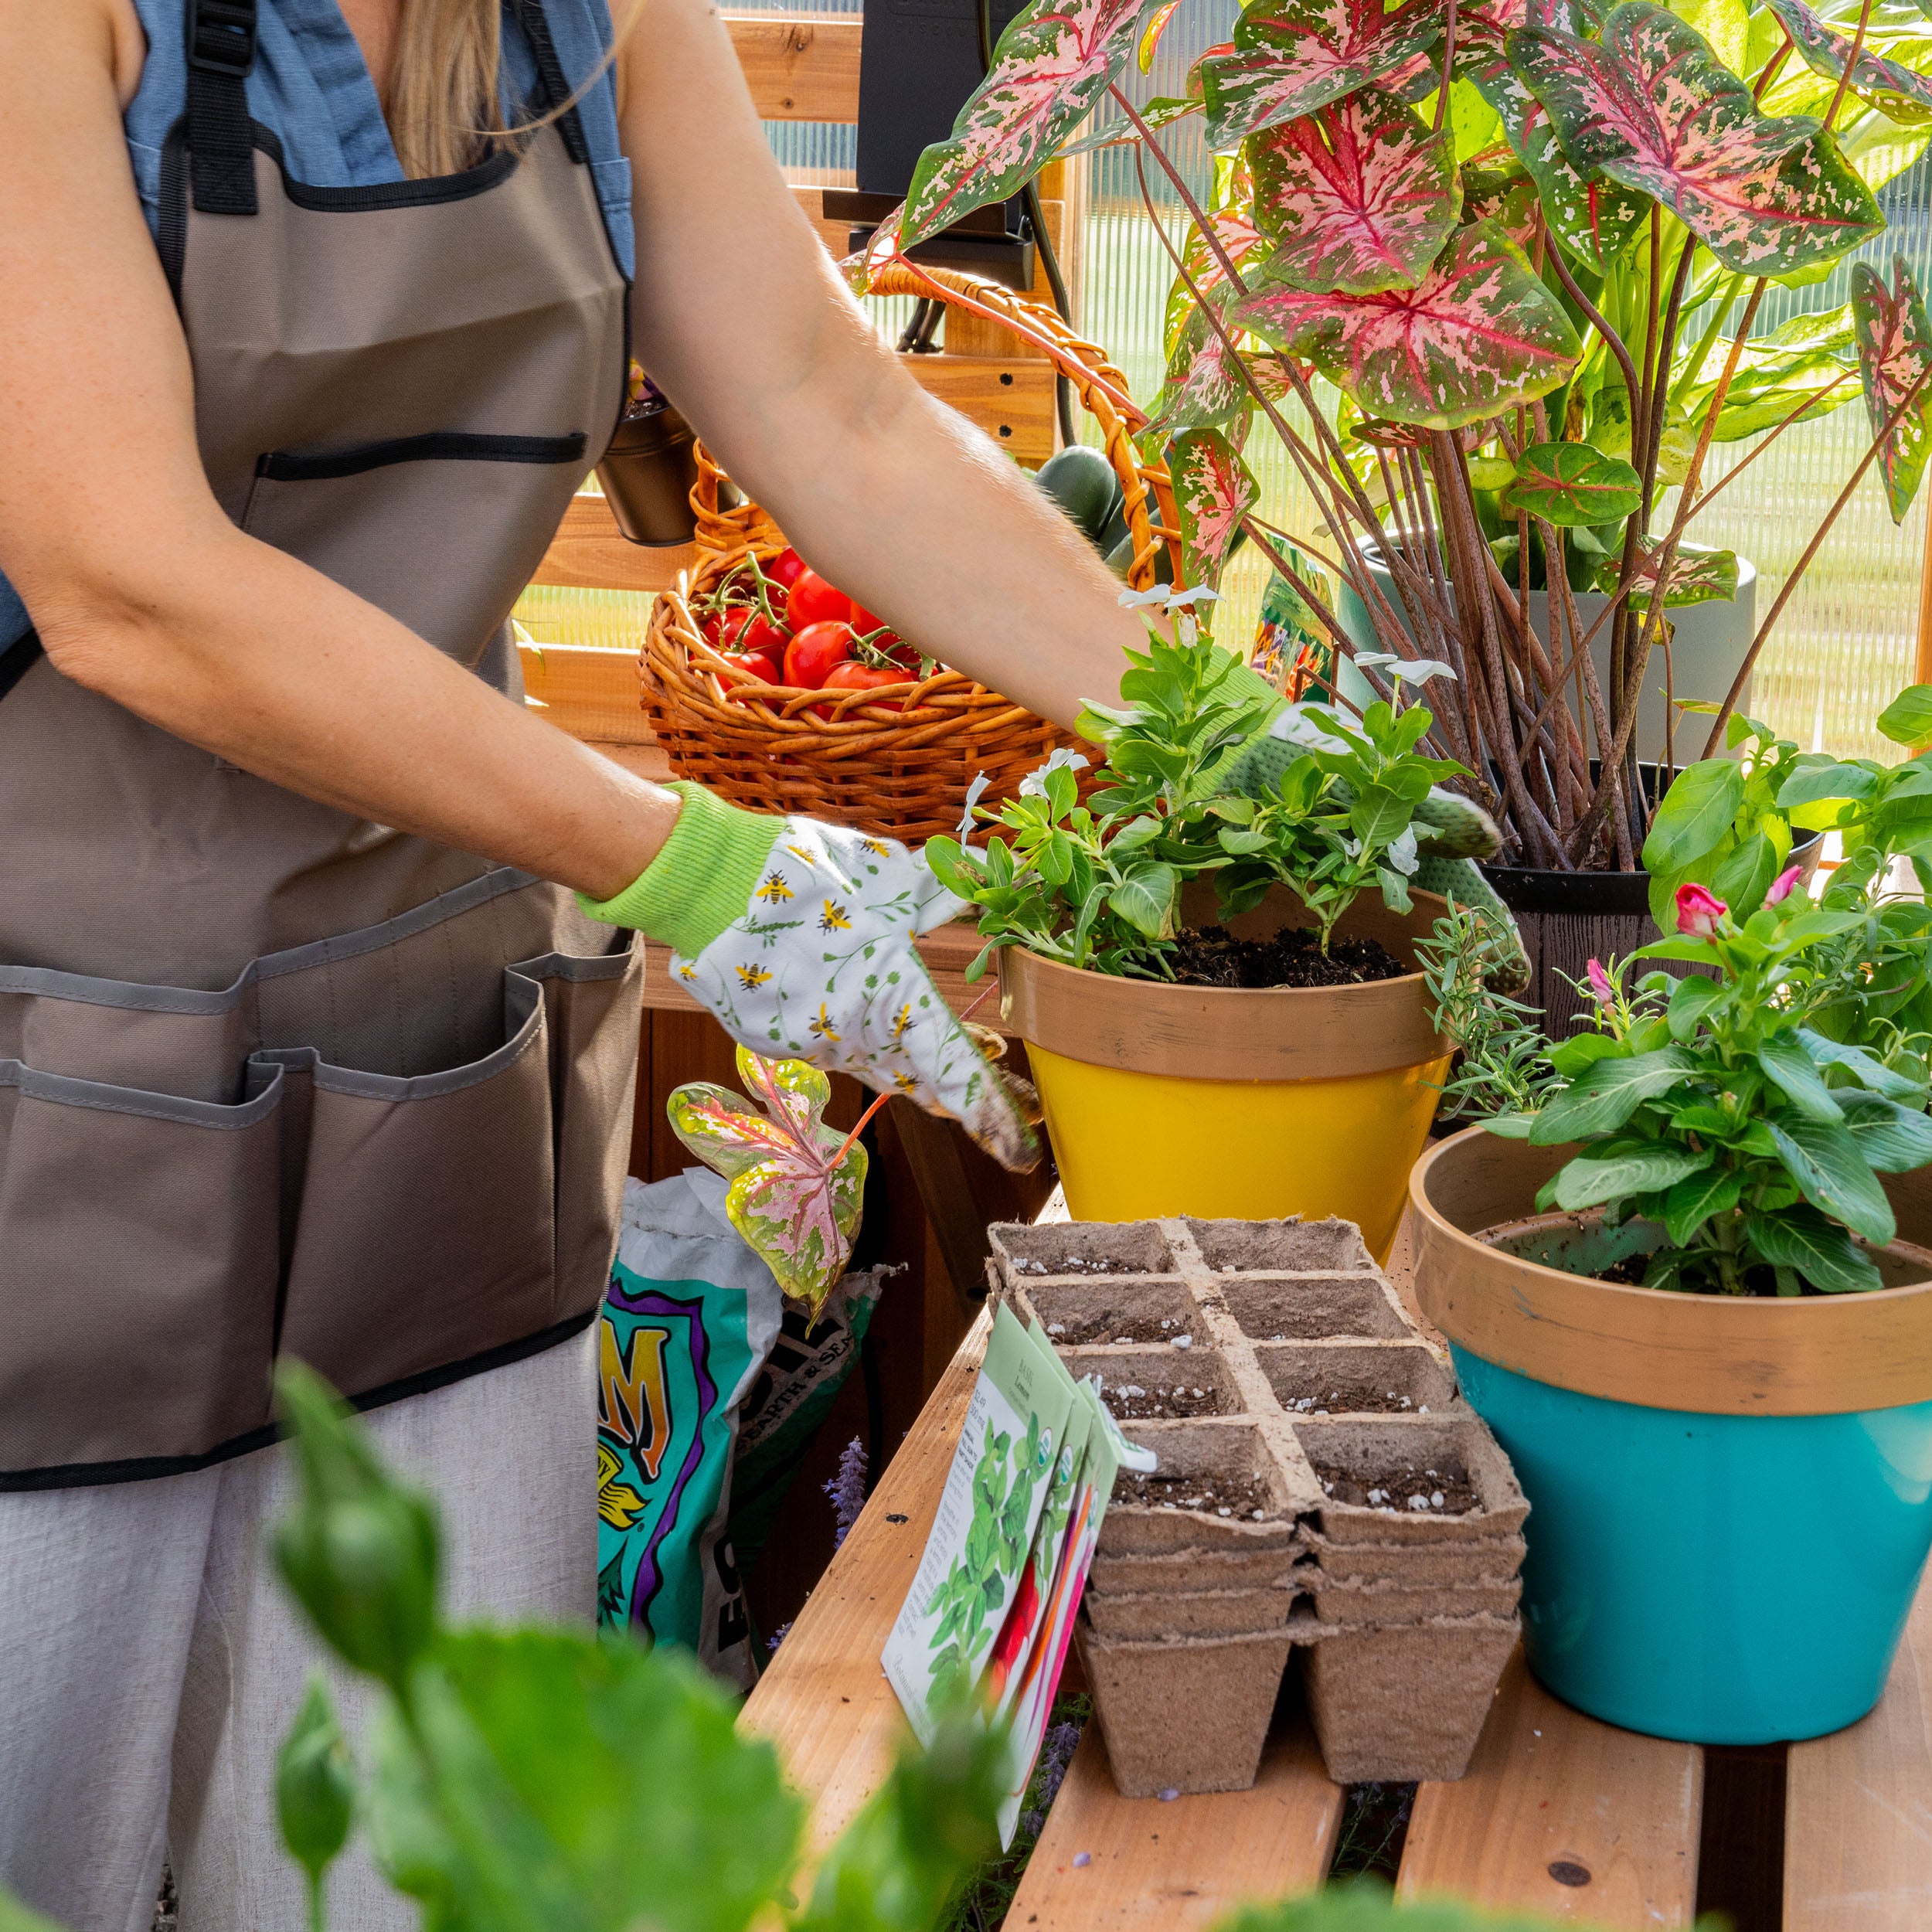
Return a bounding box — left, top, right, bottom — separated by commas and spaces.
1168, 925, 1407, 989
1310, 1455, 1479, 1515
1114, 1468, 1278, 1519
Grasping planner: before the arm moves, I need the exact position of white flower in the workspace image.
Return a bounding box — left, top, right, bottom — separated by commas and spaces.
1019, 747, 1091, 798
956, 770, 992, 839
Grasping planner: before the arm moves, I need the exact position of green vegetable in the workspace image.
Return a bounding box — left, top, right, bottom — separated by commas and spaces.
1032, 445, 1123, 550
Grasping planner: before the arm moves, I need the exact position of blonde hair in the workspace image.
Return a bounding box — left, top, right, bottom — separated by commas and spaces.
388, 0, 506, 180
387, 0, 640, 181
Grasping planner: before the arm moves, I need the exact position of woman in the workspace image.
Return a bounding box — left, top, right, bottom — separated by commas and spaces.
0, 1, 1142, 1924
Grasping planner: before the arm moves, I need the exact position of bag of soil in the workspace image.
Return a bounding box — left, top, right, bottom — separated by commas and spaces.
597, 1170, 786, 1689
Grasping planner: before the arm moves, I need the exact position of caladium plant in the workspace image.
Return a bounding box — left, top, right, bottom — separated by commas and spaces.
667, 1047, 869, 1315
852, 0, 1932, 881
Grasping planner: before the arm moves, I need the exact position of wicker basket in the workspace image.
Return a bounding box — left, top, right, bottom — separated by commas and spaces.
640, 263, 1185, 844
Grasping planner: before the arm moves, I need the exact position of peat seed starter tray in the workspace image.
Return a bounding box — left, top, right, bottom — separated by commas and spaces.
987, 1215, 1528, 1794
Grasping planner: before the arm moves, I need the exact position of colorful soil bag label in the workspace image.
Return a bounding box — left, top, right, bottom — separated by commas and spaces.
597, 1172, 783, 1689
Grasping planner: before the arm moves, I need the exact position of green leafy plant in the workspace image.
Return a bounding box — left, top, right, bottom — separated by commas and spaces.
927, 621, 1460, 976
260, 1362, 1013, 1932
1492, 873, 1932, 1294
1415, 901, 1564, 1121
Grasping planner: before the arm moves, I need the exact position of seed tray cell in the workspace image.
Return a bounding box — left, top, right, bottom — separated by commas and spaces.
1022, 1279, 1199, 1347
1216, 1274, 1412, 1341
1095, 1419, 1302, 1553
988, 1219, 1173, 1277
1257, 1341, 1460, 1417
1182, 1215, 1375, 1274
1057, 1345, 1236, 1422
1295, 1417, 1529, 1543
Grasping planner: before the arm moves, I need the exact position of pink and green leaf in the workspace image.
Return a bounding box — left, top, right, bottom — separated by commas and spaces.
1248, 89, 1461, 294
1471, 60, 1649, 270
1169, 427, 1260, 587
1237, 219, 1582, 428
1153, 300, 1256, 430
1458, 162, 1543, 250
1199, 0, 1444, 150
1852, 255, 1932, 522
1502, 440, 1643, 524
896, 0, 1149, 253
1509, 2, 1884, 276
1764, 0, 1932, 126
667, 1046, 866, 1314
1600, 539, 1740, 607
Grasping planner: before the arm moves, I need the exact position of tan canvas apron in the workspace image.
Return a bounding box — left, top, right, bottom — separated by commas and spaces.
0, 0, 639, 1486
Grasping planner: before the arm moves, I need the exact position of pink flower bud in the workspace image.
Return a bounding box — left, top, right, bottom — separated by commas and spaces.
1675, 883, 1726, 939
1764, 864, 1804, 907
1586, 958, 1614, 1007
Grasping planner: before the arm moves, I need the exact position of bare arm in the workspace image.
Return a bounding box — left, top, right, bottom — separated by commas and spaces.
614, 0, 1146, 730
0, 0, 677, 903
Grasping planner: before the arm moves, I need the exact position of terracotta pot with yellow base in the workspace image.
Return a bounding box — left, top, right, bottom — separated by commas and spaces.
997, 886, 1450, 1260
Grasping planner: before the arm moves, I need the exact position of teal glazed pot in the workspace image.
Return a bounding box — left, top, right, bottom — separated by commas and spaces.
1411, 1129, 1932, 1745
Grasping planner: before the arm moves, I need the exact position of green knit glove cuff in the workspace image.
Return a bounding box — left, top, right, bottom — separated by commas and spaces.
578, 781, 783, 955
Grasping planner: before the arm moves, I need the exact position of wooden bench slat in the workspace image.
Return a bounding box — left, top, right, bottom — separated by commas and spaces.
742, 1309, 992, 1852
1786, 1568, 1932, 1931
517, 637, 654, 742
1010, 1725, 1342, 1932
527, 495, 697, 595
729, 12, 862, 124
1396, 1649, 1702, 1927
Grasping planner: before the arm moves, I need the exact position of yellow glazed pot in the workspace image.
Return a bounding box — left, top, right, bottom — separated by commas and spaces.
998, 887, 1450, 1259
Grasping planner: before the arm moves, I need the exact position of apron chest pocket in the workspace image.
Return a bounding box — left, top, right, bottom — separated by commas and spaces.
0, 1060, 284, 1476
241, 432, 590, 665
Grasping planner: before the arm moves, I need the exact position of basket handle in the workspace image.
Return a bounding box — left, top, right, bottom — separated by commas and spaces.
687, 263, 1186, 594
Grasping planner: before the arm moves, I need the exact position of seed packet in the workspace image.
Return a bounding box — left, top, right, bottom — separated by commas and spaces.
882, 1301, 1075, 1746
990, 1366, 1149, 1845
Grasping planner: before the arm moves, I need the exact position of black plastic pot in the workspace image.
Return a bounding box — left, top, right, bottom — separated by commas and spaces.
595, 403, 700, 546
1482, 828, 1825, 1041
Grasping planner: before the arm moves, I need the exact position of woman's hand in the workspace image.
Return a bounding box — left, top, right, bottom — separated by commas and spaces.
583, 785, 1039, 1169
614, 0, 1145, 734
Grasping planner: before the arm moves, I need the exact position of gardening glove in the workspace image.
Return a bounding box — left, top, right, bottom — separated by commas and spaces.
580, 782, 1040, 1172
1212, 674, 1532, 994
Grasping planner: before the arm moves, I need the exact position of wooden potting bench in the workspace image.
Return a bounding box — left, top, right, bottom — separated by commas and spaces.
741, 1223, 1932, 1931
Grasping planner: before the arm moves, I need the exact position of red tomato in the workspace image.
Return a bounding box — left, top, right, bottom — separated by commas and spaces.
705, 607, 755, 653
814, 659, 912, 716
764, 547, 808, 593
850, 601, 884, 635
740, 611, 790, 662
786, 570, 852, 632
717, 648, 780, 685
784, 619, 856, 689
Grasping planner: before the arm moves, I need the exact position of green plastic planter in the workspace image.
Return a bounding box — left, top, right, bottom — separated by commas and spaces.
1412, 1129, 1932, 1744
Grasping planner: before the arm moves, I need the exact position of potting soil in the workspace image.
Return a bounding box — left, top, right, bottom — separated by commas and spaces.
1166, 924, 1407, 989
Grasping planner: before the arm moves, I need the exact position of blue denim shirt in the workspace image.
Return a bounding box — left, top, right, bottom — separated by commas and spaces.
0, 0, 633, 649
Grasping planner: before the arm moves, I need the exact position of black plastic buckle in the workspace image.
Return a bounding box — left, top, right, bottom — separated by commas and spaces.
188, 1, 257, 78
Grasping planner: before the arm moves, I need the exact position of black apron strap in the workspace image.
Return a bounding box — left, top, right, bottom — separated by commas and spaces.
186, 0, 260, 216
0, 632, 45, 706
510, 0, 590, 165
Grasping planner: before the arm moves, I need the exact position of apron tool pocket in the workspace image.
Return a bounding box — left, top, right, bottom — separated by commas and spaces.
515, 935, 644, 1321
270, 972, 557, 1395
242, 431, 588, 665
0, 1058, 285, 1475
